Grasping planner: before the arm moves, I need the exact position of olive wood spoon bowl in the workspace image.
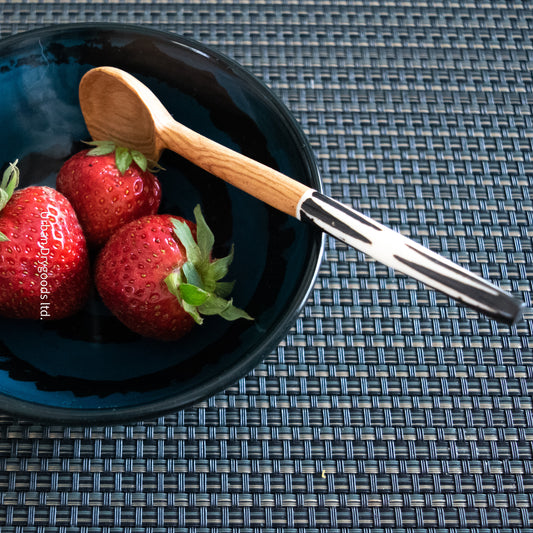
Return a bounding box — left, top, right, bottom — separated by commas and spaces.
79, 66, 524, 325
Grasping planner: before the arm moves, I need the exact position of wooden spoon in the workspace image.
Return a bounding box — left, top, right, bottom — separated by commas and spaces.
79, 66, 524, 325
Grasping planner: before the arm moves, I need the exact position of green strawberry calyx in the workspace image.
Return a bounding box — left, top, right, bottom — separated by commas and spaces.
84, 140, 161, 175
164, 205, 253, 325
0, 160, 20, 242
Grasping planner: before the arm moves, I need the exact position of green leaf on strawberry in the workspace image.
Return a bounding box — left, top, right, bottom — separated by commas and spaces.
164, 205, 253, 325
84, 140, 151, 175
0, 160, 20, 242
84, 140, 115, 156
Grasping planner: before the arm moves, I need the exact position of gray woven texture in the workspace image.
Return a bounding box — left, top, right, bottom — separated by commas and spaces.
0, 0, 532, 530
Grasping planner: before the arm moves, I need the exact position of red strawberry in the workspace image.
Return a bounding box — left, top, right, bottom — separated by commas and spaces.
56, 141, 161, 248
95, 205, 252, 341
0, 161, 90, 320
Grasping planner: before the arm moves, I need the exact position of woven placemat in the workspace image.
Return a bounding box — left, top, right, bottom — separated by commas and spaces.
0, 0, 532, 530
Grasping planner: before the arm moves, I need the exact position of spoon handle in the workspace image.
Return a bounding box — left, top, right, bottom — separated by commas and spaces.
160, 121, 524, 325
298, 190, 523, 324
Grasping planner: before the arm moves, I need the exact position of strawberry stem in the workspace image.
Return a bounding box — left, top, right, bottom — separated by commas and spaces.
164, 205, 253, 325
84, 140, 151, 175
0, 160, 19, 211
0, 160, 20, 242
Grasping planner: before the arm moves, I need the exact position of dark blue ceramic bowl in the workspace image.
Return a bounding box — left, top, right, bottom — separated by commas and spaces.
0, 24, 323, 423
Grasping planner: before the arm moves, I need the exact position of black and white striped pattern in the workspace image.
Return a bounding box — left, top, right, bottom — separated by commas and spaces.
298, 191, 523, 325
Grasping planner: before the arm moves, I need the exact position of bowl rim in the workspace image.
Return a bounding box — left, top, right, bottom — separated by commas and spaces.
0, 22, 325, 423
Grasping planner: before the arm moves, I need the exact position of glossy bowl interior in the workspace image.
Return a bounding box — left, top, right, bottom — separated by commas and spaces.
0, 24, 323, 423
